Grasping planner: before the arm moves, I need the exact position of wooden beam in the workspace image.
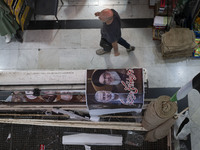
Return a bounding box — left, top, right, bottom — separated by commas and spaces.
0, 104, 88, 111
0, 113, 143, 119
101, 115, 143, 119
0, 104, 87, 108
0, 118, 147, 131
0, 113, 70, 117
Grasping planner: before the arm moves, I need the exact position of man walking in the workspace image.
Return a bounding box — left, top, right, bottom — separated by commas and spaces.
95, 8, 135, 56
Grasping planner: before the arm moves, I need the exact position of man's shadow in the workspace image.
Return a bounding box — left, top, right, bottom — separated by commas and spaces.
102, 51, 140, 69
103, 54, 114, 69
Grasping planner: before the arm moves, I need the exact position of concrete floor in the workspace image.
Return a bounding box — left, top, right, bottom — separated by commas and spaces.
0, 0, 200, 149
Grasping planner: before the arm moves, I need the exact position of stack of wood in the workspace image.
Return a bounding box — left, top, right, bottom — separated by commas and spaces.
161, 28, 197, 58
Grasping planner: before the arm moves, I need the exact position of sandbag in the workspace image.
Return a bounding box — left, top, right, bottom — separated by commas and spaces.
161, 28, 197, 58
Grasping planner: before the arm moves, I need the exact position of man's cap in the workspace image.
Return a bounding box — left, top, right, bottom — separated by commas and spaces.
91, 70, 105, 87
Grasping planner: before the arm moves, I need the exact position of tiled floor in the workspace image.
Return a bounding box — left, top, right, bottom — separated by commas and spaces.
0, 0, 200, 149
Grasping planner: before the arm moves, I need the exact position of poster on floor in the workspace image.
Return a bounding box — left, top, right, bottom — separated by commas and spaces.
5, 90, 86, 104
86, 68, 144, 116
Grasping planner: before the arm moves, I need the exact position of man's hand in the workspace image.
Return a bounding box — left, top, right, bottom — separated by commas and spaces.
112, 41, 120, 56
114, 51, 120, 56
95, 12, 100, 16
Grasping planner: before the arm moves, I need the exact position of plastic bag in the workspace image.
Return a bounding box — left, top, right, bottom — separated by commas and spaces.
124, 131, 144, 147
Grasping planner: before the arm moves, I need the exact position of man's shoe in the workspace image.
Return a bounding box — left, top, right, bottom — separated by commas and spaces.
96, 49, 110, 55
14, 31, 23, 43
5, 34, 11, 43
126, 46, 135, 52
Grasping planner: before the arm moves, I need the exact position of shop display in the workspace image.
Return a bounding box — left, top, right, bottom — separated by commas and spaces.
193, 38, 200, 58
4, 0, 33, 30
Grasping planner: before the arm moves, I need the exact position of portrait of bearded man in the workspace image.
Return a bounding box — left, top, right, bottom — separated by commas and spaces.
90, 69, 143, 93
94, 90, 143, 106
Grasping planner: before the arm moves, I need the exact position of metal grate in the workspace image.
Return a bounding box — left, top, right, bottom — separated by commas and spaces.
0, 123, 168, 150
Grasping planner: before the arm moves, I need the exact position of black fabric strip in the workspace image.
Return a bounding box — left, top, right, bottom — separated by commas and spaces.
192, 72, 200, 93
26, 18, 153, 30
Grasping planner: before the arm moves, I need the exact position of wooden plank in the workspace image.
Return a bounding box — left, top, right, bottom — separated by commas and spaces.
0, 113, 143, 119
144, 98, 156, 101
0, 108, 87, 112
0, 105, 148, 112
0, 103, 150, 112
101, 115, 142, 119
0, 98, 152, 112
0, 104, 88, 111
0, 104, 87, 108
0, 101, 153, 108
0, 119, 147, 131
0, 113, 70, 117
167, 129, 172, 150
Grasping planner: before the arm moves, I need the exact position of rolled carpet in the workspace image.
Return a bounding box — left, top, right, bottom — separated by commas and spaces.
145, 117, 176, 142
142, 95, 177, 131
